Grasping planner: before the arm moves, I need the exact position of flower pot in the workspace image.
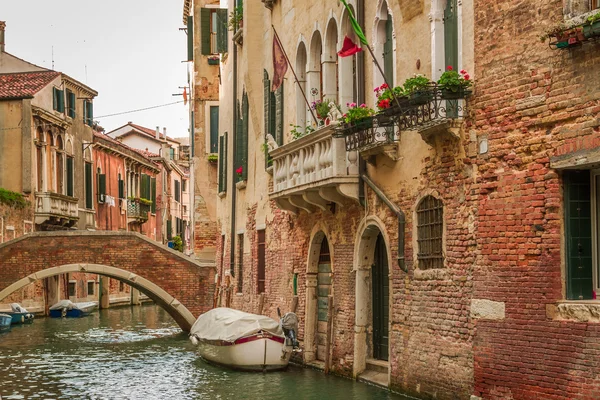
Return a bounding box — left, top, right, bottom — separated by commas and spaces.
584, 21, 600, 39
441, 87, 472, 100
408, 90, 433, 105
553, 26, 585, 48
207, 58, 219, 65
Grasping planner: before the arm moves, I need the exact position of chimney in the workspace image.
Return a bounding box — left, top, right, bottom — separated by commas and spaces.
155, 126, 160, 140
0, 21, 6, 53
163, 127, 167, 142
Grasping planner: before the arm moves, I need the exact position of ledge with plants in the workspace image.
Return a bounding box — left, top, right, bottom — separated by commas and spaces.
0, 188, 29, 209
541, 11, 600, 49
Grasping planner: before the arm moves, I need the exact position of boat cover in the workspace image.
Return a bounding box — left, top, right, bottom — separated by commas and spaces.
49, 300, 97, 311
10, 303, 28, 313
190, 307, 283, 343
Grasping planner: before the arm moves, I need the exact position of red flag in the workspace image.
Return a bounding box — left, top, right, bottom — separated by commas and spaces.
182, 87, 188, 106
337, 36, 362, 58
272, 36, 288, 91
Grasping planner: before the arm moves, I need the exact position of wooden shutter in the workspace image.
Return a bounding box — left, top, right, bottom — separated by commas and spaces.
118, 178, 124, 199
175, 180, 181, 202
85, 162, 93, 209
564, 170, 594, 300
210, 106, 219, 153
216, 9, 228, 53
68, 91, 76, 118
53, 88, 58, 110
167, 219, 172, 240
257, 230, 265, 293
58, 90, 65, 113
383, 15, 394, 85
187, 15, 194, 61
263, 70, 271, 136
275, 83, 284, 146
218, 135, 225, 193
151, 177, 156, 213
235, 100, 243, 173
98, 173, 106, 202
444, 0, 458, 70
66, 157, 74, 197
242, 92, 249, 180
201, 8, 211, 55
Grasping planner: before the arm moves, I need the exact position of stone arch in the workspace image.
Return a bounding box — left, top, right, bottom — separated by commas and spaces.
323, 18, 339, 103
295, 40, 308, 129
352, 215, 393, 378
304, 225, 334, 363
307, 29, 323, 124
0, 263, 196, 331
372, 0, 397, 90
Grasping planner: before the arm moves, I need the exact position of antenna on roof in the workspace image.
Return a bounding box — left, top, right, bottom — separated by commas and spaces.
51, 46, 54, 70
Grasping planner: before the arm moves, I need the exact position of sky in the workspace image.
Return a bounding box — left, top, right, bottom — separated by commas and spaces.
2, 0, 190, 138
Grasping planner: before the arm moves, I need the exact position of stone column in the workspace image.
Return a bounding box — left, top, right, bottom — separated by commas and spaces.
353, 264, 371, 378
99, 276, 110, 309
131, 288, 141, 306
45, 276, 60, 315
304, 273, 318, 363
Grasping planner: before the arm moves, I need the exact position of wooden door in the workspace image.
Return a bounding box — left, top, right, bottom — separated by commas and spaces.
372, 233, 389, 361
316, 238, 332, 361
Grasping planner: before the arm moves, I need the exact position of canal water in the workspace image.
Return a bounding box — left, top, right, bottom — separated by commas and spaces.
0, 305, 405, 400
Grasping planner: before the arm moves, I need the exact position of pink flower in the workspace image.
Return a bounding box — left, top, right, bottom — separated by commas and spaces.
360, 103, 366, 108
464, 74, 470, 80
349, 102, 357, 108
236, 166, 243, 175
447, 66, 453, 71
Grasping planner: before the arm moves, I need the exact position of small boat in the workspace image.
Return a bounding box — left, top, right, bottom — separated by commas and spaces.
189, 307, 300, 372
0, 313, 12, 332
49, 300, 98, 318
5, 303, 34, 325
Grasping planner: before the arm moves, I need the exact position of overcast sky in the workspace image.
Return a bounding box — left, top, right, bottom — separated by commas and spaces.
3, 0, 190, 138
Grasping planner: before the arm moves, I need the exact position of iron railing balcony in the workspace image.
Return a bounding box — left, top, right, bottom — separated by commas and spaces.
337, 83, 471, 152
269, 124, 360, 214
127, 199, 150, 223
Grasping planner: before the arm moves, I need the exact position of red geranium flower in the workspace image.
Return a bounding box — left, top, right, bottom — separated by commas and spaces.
460, 69, 467, 75
464, 74, 470, 80
236, 166, 243, 175
378, 99, 391, 109
447, 66, 453, 71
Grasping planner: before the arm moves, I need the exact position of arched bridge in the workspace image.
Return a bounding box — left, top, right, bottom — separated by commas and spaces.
0, 231, 215, 331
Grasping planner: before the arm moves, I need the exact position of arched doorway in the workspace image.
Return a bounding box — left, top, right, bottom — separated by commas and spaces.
372, 232, 389, 361
316, 237, 332, 362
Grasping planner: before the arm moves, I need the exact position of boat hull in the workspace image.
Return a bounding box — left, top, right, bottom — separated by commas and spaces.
0, 314, 12, 331
197, 334, 293, 372
49, 308, 91, 318
6, 312, 34, 325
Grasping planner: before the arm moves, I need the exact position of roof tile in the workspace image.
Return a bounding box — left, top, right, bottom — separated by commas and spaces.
0, 71, 60, 100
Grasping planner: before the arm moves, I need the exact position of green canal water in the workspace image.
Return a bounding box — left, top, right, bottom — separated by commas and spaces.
0, 305, 405, 400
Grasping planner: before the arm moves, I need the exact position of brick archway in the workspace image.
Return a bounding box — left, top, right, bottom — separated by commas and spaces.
0, 231, 216, 332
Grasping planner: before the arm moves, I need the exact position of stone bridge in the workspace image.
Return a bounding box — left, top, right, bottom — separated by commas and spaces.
0, 231, 215, 332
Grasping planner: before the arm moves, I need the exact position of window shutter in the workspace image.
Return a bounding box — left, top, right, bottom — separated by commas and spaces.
275, 83, 284, 146
201, 8, 211, 55
216, 9, 228, 53
242, 92, 249, 180
218, 135, 225, 193
151, 177, 157, 213
89, 102, 94, 126
85, 162, 93, 209
175, 180, 181, 202
118, 178, 124, 199
53, 88, 58, 111
384, 15, 394, 85
140, 174, 147, 199
263, 71, 271, 136
68, 91, 76, 118
167, 219, 172, 240
187, 15, 194, 61
98, 173, 106, 201
66, 157, 74, 197
235, 100, 243, 173
57, 90, 65, 113
210, 106, 219, 153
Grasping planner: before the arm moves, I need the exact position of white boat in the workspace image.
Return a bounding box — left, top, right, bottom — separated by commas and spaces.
49, 300, 98, 318
189, 307, 299, 372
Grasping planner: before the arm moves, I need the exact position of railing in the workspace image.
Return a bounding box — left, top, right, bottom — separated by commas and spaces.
127, 200, 149, 222
34, 192, 79, 226
337, 84, 470, 152
269, 124, 360, 213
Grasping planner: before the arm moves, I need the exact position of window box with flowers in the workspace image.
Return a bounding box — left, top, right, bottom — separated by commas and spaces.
404, 75, 434, 105
375, 83, 407, 115
341, 102, 376, 133
438, 66, 472, 100
235, 166, 246, 189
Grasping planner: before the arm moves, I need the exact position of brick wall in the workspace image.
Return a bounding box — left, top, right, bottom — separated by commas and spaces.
473, 0, 600, 398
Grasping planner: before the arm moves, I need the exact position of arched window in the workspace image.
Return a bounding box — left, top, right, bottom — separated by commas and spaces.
431, 0, 459, 80
373, 2, 395, 89
307, 31, 322, 125
36, 127, 44, 191
295, 42, 308, 130
416, 195, 444, 269
323, 19, 339, 103
56, 135, 64, 194
340, 7, 358, 109
45, 131, 53, 192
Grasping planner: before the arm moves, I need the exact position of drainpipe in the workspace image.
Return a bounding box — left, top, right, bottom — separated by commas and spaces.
357, 0, 366, 206
229, 31, 238, 279
361, 174, 406, 272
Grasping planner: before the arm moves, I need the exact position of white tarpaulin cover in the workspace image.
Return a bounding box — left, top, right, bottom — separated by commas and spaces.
190, 307, 283, 343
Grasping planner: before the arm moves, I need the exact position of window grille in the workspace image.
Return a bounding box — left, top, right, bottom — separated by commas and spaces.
416, 195, 444, 269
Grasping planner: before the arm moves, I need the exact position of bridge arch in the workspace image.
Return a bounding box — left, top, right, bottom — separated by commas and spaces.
0, 231, 216, 332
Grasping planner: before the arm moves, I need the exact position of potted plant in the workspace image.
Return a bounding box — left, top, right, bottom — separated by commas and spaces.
236, 166, 244, 181
584, 11, 600, 39
374, 83, 406, 113
437, 66, 472, 100
207, 154, 218, 163
228, 5, 243, 31
208, 56, 220, 65
403, 75, 433, 105
311, 99, 341, 125
342, 103, 376, 132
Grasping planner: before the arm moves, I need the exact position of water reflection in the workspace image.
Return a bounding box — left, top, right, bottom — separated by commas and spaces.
0, 305, 403, 400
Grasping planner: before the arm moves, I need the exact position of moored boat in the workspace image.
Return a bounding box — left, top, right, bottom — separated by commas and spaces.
5, 303, 34, 325
189, 307, 299, 372
0, 313, 12, 332
49, 300, 98, 318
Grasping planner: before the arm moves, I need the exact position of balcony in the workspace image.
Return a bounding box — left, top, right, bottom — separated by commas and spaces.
34, 192, 79, 228
269, 124, 360, 214
127, 200, 150, 223
337, 84, 470, 151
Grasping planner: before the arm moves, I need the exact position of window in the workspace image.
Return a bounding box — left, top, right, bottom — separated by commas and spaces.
151, 177, 157, 213
416, 195, 444, 269
169, 148, 176, 160
68, 281, 76, 297
201, 8, 228, 55
85, 162, 93, 209
140, 173, 151, 201
84, 100, 93, 126
235, 93, 249, 181
87, 281, 95, 296
56, 136, 64, 194
182, 179, 187, 193
118, 173, 125, 199
119, 281, 125, 292
187, 15, 194, 61
218, 133, 228, 193
263, 71, 284, 170
66, 156, 74, 196
257, 230, 265, 293
237, 233, 244, 292
174, 180, 181, 202
97, 168, 106, 203
594, 0, 600, 11
36, 127, 44, 191
167, 218, 173, 240
53, 87, 65, 113
66, 90, 76, 118
210, 106, 219, 153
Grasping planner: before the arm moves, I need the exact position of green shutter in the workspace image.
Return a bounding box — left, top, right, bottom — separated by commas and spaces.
89, 102, 94, 126
218, 135, 225, 193
275, 83, 284, 146
98, 173, 106, 199
235, 100, 242, 173
216, 9, 228, 53
85, 162, 93, 209
53, 88, 58, 111
264, 71, 272, 169
175, 180, 180, 202
187, 15, 194, 61
242, 92, 249, 181
68, 91, 76, 118
151, 177, 156, 213
384, 15, 394, 85
444, 0, 459, 118
167, 219, 172, 240
118, 179, 124, 199
565, 171, 594, 300
191, 111, 195, 158
210, 106, 219, 153
201, 8, 211, 55
66, 157, 74, 197
57, 89, 65, 113
224, 133, 228, 191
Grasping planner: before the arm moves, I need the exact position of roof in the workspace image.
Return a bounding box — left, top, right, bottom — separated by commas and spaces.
93, 131, 160, 168
107, 122, 181, 144
0, 71, 60, 100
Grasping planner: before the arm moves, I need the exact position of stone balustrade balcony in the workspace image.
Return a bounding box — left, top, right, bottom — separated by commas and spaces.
34, 192, 79, 227
269, 124, 360, 214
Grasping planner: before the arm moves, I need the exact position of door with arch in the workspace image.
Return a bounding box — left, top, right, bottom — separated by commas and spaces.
372, 232, 389, 361
316, 237, 332, 362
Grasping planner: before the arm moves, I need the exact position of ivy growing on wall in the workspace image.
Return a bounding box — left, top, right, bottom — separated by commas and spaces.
0, 188, 29, 209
